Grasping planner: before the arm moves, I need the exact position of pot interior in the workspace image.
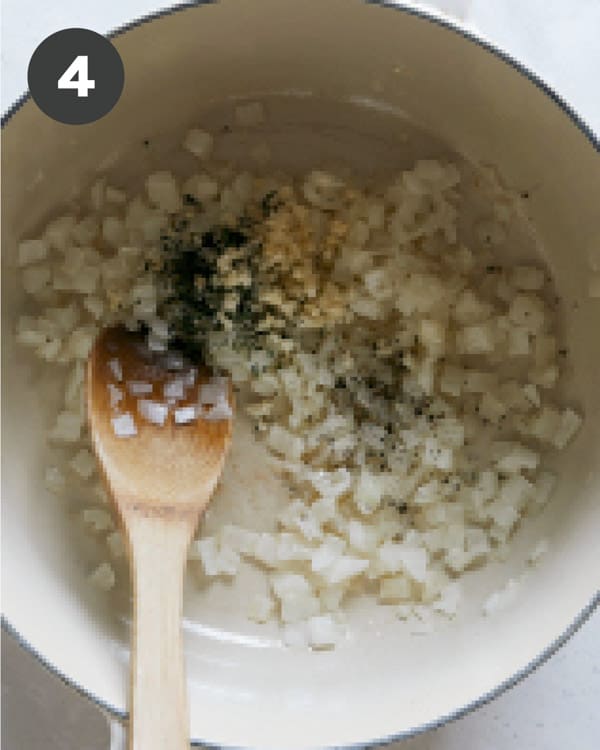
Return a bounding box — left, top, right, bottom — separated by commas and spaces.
2, 1, 599, 747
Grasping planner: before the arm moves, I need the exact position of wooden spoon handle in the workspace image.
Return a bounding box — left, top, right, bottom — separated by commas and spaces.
126, 512, 195, 750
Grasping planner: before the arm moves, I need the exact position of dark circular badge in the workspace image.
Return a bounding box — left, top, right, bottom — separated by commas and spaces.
28, 28, 124, 125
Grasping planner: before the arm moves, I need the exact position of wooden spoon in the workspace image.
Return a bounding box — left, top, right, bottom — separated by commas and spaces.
87, 326, 233, 750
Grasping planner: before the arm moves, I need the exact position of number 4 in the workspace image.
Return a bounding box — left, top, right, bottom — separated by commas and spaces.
58, 55, 95, 97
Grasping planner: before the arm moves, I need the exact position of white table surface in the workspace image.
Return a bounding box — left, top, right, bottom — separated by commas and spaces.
2, 2, 599, 749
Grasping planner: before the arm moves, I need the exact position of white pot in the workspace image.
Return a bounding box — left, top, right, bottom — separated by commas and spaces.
2, 1, 599, 748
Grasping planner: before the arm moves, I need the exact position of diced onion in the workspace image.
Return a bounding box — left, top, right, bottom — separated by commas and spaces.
137, 399, 168, 426
111, 413, 137, 438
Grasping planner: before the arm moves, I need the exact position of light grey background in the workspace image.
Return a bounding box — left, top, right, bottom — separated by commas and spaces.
2, 1, 599, 749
